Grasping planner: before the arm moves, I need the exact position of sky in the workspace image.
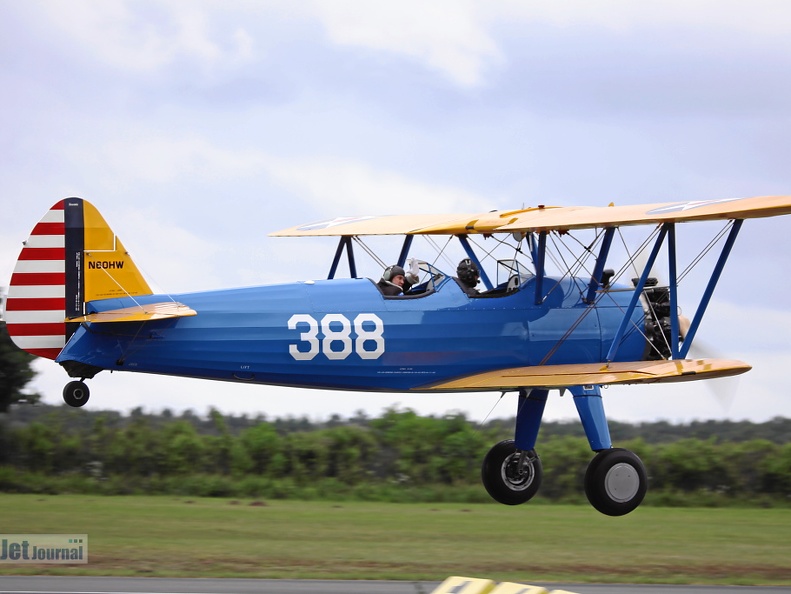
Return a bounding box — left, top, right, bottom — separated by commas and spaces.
1, 0, 791, 425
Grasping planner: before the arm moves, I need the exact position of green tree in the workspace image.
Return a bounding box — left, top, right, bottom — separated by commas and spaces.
239, 422, 282, 475
320, 425, 378, 483
0, 322, 40, 413
161, 420, 206, 475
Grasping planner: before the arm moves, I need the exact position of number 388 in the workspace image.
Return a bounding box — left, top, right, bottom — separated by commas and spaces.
287, 313, 385, 361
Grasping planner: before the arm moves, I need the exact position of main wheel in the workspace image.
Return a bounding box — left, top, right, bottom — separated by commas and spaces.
584, 448, 647, 516
481, 440, 542, 505
63, 381, 90, 408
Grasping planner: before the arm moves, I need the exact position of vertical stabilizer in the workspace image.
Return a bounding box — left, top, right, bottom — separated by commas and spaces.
4, 198, 152, 360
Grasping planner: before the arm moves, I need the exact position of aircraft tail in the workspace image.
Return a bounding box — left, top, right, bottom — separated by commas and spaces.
3, 198, 153, 360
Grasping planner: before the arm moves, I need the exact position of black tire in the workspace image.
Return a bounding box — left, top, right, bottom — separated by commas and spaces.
63, 381, 90, 408
584, 448, 647, 516
481, 440, 542, 505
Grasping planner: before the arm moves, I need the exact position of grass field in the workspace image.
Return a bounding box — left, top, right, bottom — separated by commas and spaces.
1, 495, 790, 585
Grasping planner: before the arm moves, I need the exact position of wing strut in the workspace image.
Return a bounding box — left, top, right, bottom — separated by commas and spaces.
605, 218, 743, 362
668, 224, 680, 358
534, 231, 547, 305
328, 236, 357, 279
606, 223, 670, 362
585, 227, 616, 304
678, 219, 743, 358
396, 234, 414, 268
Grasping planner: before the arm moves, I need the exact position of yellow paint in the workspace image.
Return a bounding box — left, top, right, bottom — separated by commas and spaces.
68, 302, 196, 323
270, 195, 791, 237
83, 200, 117, 250
82, 202, 152, 301
424, 359, 752, 391
431, 578, 580, 594
490, 582, 549, 594
430, 576, 495, 594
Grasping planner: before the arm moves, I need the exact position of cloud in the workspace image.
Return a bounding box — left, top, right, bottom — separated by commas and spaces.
60, 128, 492, 215
33, 0, 253, 72
262, 156, 492, 215
309, 0, 502, 88
304, 0, 791, 90
490, 0, 791, 36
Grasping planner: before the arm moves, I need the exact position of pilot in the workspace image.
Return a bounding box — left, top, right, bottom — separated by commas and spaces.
378, 265, 407, 296
457, 258, 480, 296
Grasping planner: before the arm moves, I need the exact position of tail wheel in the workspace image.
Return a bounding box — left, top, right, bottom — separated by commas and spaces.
481, 440, 542, 505
63, 381, 90, 408
584, 448, 647, 516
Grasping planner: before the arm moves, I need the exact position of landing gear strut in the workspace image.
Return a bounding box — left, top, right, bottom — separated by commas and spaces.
63, 380, 90, 408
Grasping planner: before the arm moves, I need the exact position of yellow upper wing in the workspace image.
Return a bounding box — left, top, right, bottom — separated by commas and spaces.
420, 359, 751, 391
270, 195, 791, 237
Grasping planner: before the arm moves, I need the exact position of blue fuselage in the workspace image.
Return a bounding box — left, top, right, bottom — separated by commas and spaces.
58, 275, 647, 392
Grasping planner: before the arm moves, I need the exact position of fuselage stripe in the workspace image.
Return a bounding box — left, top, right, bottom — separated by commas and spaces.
25, 348, 63, 359
10, 272, 66, 286
6, 335, 65, 349
31, 222, 66, 235
23, 234, 66, 249
17, 247, 66, 261
4, 297, 66, 311
4, 323, 66, 337
4, 310, 66, 324
12, 260, 65, 273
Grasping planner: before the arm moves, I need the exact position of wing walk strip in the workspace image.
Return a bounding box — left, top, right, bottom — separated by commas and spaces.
423, 359, 752, 391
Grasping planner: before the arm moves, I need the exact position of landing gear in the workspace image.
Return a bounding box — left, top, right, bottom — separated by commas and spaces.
584, 448, 647, 516
63, 381, 90, 408
481, 440, 543, 505
484, 386, 648, 515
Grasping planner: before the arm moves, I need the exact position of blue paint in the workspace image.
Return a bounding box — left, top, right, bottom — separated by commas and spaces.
571, 385, 612, 451
58, 271, 648, 393
514, 389, 548, 450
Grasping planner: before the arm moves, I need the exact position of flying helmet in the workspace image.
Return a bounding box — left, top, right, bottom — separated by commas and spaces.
382, 265, 406, 281
457, 259, 479, 286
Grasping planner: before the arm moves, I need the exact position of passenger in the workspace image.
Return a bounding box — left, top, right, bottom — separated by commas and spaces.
457, 258, 480, 296
377, 265, 407, 296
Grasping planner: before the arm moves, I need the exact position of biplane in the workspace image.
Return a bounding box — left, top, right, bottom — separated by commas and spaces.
4, 196, 791, 515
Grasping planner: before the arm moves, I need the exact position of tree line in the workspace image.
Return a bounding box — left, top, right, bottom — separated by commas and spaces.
1, 403, 790, 507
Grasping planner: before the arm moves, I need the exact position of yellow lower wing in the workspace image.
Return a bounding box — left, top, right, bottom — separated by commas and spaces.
68, 302, 197, 323
423, 359, 751, 391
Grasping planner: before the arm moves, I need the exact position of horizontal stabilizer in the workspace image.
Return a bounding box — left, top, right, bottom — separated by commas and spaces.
423, 358, 752, 391
69, 302, 196, 323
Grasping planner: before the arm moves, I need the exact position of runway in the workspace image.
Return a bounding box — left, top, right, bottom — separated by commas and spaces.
0, 577, 790, 594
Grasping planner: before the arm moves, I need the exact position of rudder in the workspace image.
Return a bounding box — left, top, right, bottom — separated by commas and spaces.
4, 198, 152, 360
